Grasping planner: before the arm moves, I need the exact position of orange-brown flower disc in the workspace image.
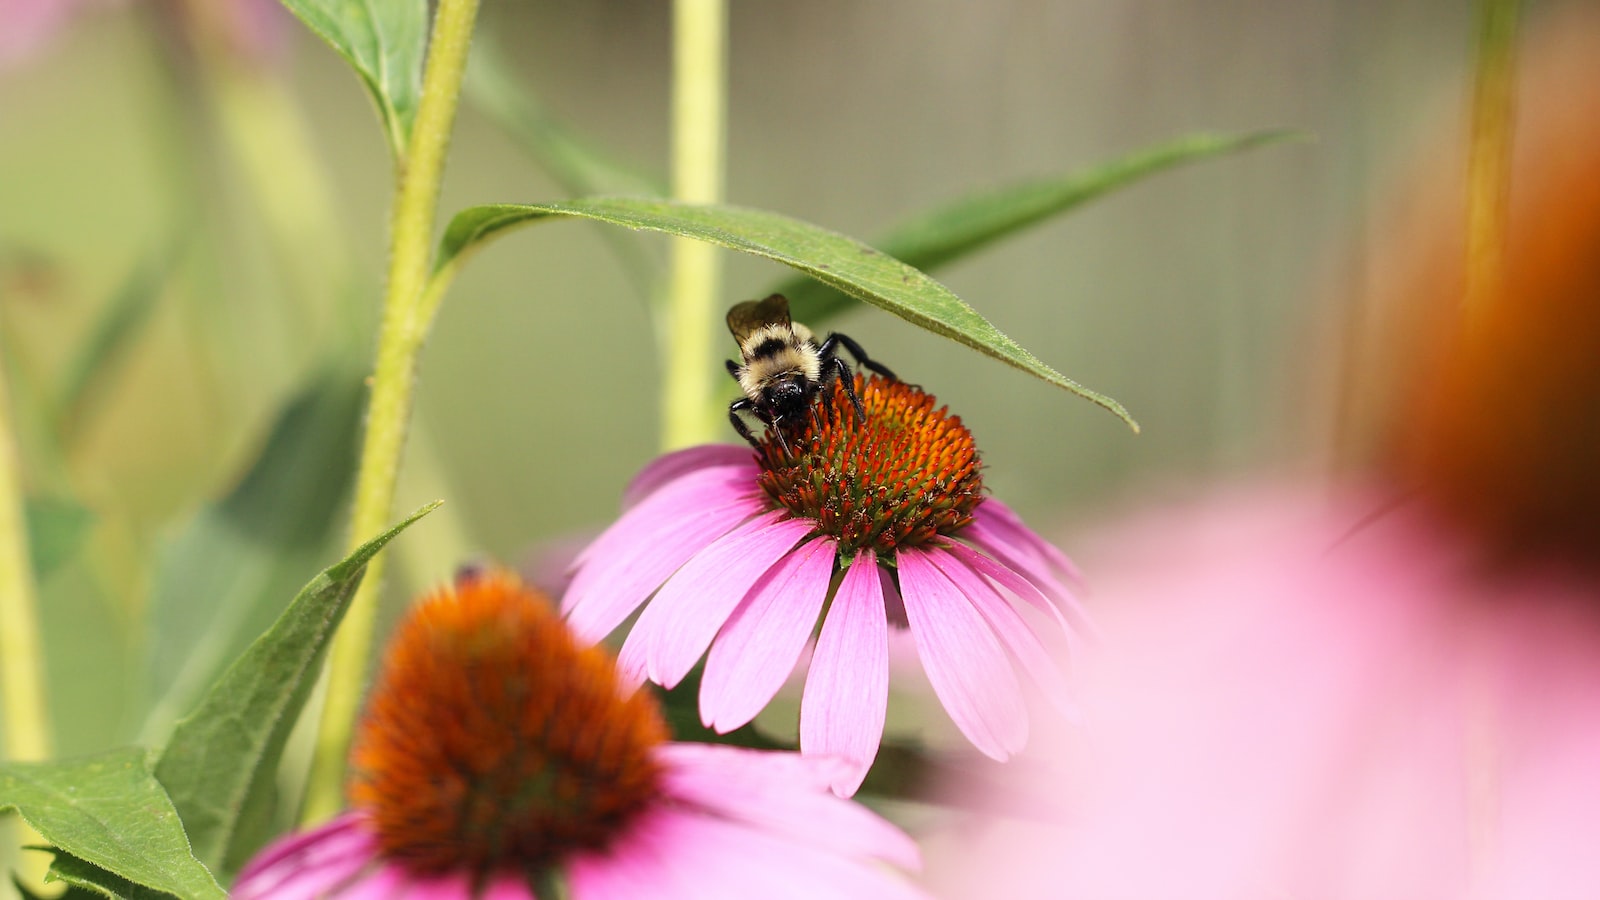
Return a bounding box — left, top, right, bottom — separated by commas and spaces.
349, 569, 667, 878
757, 374, 985, 555
1398, 105, 1600, 571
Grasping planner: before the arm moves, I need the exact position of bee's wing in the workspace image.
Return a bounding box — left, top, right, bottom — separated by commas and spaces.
726, 294, 792, 340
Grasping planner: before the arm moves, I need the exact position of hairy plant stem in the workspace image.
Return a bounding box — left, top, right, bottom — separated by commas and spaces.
659, 0, 728, 450
301, 0, 481, 826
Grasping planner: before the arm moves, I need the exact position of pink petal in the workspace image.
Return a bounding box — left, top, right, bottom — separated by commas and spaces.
925, 545, 1077, 719
232, 814, 375, 899
897, 547, 1029, 760
976, 498, 1082, 582
943, 540, 1075, 640
480, 874, 538, 900
799, 551, 890, 795
564, 476, 765, 643
700, 537, 837, 732
622, 444, 757, 508
615, 807, 928, 900
567, 810, 701, 900
659, 744, 922, 871
618, 512, 814, 689
337, 864, 413, 900
570, 462, 758, 571
962, 518, 1100, 642
404, 872, 475, 900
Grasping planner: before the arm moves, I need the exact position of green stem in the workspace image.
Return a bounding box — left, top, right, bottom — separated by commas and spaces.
301, 0, 481, 826
1464, 0, 1520, 327
659, 0, 728, 450
0, 347, 50, 766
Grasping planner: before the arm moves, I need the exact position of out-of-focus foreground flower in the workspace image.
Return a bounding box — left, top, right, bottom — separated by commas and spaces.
564, 375, 1086, 795
935, 11, 1600, 899
235, 569, 926, 899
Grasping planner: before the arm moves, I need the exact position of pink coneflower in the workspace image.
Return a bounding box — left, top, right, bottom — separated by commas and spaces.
234, 569, 926, 899
563, 374, 1087, 795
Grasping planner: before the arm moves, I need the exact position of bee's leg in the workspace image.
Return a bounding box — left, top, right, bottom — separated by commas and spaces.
819, 333, 898, 381
831, 355, 867, 421
728, 399, 762, 449
725, 359, 743, 380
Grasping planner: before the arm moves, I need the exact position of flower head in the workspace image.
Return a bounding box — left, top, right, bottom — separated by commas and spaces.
235, 569, 925, 899
564, 375, 1087, 795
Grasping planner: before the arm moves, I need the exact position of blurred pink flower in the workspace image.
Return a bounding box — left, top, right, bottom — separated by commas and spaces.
564, 376, 1087, 796
0, 0, 85, 66
236, 569, 927, 900
936, 488, 1600, 899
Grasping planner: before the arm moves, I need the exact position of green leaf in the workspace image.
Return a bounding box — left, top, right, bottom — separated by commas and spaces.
152, 501, 440, 876
776, 130, 1302, 324
138, 364, 364, 746
435, 198, 1137, 429
464, 39, 665, 199
23, 496, 92, 580
53, 248, 174, 448
46, 852, 174, 900
275, 0, 427, 160
0, 748, 225, 900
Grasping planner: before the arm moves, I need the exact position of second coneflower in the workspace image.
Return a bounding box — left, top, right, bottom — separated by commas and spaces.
233, 569, 926, 899
564, 375, 1088, 795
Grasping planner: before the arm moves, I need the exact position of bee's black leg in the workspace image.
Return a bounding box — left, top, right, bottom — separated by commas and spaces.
832, 355, 867, 420
728, 399, 762, 449
725, 358, 742, 379
820, 333, 898, 381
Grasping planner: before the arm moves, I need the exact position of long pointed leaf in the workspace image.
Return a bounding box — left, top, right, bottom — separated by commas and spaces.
275, 0, 427, 160
139, 364, 364, 745
153, 502, 439, 876
777, 129, 1302, 324
435, 198, 1137, 429
0, 748, 225, 900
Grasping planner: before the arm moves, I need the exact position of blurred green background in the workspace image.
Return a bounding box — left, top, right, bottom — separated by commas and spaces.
0, 0, 1489, 758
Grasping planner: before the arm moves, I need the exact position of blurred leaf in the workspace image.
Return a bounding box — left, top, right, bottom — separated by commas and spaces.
139, 365, 364, 745
435, 199, 1137, 429
778, 130, 1302, 324
23, 496, 91, 580
464, 40, 663, 296
53, 249, 174, 448
0, 748, 225, 900
274, 0, 427, 160
46, 852, 174, 900
465, 39, 664, 198
152, 501, 439, 875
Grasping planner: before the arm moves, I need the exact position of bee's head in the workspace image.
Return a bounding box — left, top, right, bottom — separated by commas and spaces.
762, 373, 810, 417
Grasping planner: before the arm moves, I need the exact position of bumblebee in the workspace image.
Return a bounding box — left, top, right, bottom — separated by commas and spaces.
724, 294, 897, 451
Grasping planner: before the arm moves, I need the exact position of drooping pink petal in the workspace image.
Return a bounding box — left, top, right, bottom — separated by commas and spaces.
624, 806, 928, 900
618, 511, 814, 689
897, 547, 1028, 760
564, 479, 764, 643
799, 550, 890, 796
975, 498, 1082, 583
699, 537, 837, 732
658, 743, 922, 871
567, 809, 701, 900
621, 444, 757, 509
962, 517, 1100, 641
569, 463, 760, 572
336, 864, 412, 900
925, 545, 1077, 719
231, 813, 375, 899
944, 540, 1080, 644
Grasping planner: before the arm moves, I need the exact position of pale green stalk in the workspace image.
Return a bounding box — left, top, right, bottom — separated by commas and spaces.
0, 326, 51, 894
301, 0, 482, 825
660, 0, 728, 450
1463, 0, 1520, 327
